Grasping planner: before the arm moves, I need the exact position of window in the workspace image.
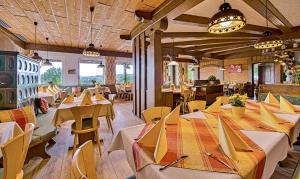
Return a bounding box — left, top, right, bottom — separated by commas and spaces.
126, 65, 133, 83
116, 64, 125, 83
188, 64, 193, 81
79, 62, 104, 85
40, 61, 62, 85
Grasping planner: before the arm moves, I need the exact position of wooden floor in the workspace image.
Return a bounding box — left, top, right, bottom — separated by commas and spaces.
23, 101, 300, 179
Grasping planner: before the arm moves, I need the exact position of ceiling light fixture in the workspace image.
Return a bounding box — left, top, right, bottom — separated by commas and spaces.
168, 38, 178, 66
254, 0, 283, 49
32, 21, 43, 60
42, 37, 53, 66
208, 1, 246, 34
125, 64, 131, 69
97, 61, 104, 68
83, 6, 100, 57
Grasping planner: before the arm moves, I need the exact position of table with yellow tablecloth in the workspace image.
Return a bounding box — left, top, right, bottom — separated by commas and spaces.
52, 96, 115, 127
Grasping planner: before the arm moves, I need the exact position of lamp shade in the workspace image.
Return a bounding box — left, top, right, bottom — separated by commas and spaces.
83, 44, 100, 57
42, 59, 53, 66
32, 52, 43, 60
208, 3, 246, 34
254, 31, 283, 49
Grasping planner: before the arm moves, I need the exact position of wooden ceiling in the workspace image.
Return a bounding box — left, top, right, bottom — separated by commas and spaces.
126, 0, 300, 60
0, 0, 165, 53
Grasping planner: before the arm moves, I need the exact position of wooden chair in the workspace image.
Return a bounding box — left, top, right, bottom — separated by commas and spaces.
72, 140, 97, 179
181, 89, 193, 114
141, 107, 171, 124
0, 123, 34, 179
70, 104, 102, 156
188, 100, 207, 112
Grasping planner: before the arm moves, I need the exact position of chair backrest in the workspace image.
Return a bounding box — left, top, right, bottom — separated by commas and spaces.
1, 123, 34, 179
70, 104, 102, 131
72, 140, 97, 179
188, 100, 207, 112
141, 107, 171, 124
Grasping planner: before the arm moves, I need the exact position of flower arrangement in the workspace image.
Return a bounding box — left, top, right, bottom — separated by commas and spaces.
207, 75, 217, 81
229, 94, 248, 107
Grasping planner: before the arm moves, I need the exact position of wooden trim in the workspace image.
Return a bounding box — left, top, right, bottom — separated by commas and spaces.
0, 26, 26, 49
138, 35, 142, 117
133, 38, 137, 115
173, 14, 283, 35
242, 0, 293, 32
162, 32, 263, 38
25, 43, 132, 58
130, 0, 206, 39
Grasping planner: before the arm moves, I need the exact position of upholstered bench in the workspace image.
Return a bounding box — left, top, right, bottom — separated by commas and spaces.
25, 108, 57, 163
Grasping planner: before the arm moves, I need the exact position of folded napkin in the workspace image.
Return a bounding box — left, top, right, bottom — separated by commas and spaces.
204, 98, 221, 113
95, 93, 105, 101
80, 89, 87, 98
47, 87, 56, 95
280, 96, 296, 114
137, 117, 167, 163
63, 95, 74, 104
264, 92, 279, 105
165, 104, 181, 125
218, 116, 252, 161
217, 96, 230, 105
80, 94, 93, 106
260, 103, 282, 125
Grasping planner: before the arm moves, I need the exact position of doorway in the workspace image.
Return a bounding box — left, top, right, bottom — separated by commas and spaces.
252, 62, 275, 85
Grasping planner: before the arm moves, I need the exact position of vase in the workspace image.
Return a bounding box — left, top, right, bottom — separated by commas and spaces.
232, 106, 245, 118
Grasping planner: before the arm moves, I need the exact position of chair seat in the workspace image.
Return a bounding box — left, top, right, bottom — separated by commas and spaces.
71, 118, 100, 132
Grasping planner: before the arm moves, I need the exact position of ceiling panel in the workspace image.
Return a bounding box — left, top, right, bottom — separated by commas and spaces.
271, 0, 300, 26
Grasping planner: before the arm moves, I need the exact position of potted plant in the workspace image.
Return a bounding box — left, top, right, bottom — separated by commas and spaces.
229, 94, 248, 118
207, 75, 217, 85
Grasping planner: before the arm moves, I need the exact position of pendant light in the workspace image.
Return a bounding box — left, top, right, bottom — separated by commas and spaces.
168, 38, 178, 66
42, 37, 53, 66
208, 1, 246, 34
83, 6, 100, 57
254, 0, 283, 49
97, 61, 104, 68
32, 21, 43, 60
125, 64, 131, 69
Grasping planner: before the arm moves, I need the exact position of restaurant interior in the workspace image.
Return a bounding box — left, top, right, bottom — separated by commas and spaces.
0, 0, 300, 179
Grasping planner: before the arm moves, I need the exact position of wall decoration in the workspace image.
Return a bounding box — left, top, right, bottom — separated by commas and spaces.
228, 64, 242, 73
68, 69, 76, 74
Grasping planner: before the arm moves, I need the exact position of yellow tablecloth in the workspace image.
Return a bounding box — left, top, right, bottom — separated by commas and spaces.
52, 96, 115, 127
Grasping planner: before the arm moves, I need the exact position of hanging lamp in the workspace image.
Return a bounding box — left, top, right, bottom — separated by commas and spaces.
254, 0, 283, 49
97, 61, 105, 68
42, 37, 53, 66
125, 64, 131, 69
168, 38, 178, 66
32, 21, 43, 60
208, 1, 246, 34
83, 6, 100, 57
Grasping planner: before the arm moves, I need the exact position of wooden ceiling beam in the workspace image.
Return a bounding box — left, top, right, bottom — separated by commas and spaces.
173, 14, 283, 35
242, 0, 293, 32
213, 47, 255, 56
183, 41, 255, 51
134, 10, 153, 21
0, 26, 26, 49
208, 45, 254, 55
163, 57, 195, 63
162, 32, 262, 38
162, 39, 255, 47
130, 0, 206, 39
25, 43, 132, 58
201, 43, 254, 54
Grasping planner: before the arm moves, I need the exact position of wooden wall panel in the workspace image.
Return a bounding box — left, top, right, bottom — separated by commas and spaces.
140, 33, 146, 114
133, 38, 137, 115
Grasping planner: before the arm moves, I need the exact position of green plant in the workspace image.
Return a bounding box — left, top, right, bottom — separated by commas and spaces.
229, 94, 246, 107
207, 75, 216, 81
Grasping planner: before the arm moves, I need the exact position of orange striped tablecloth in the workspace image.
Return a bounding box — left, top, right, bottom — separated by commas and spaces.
133, 118, 265, 179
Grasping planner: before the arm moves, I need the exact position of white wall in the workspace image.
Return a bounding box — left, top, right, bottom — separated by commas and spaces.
38, 51, 132, 86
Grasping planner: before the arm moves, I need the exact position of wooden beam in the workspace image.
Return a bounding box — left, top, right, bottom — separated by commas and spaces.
213, 47, 255, 56
162, 39, 255, 47
183, 41, 255, 51
162, 32, 263, 38
130, 0, 206, 39
222, 50, 263, 59
242, 0, 293, 32
25, 43, 132, 58
134, 10, 153, 21
120, 35, 131, 40
164, 57, 195, 63
201, 43, 255, 54
173, 14, 283, 35
0, 26, 26, 49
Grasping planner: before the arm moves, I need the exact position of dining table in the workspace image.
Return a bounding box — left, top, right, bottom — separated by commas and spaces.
108, 101, 300, 179
52, 96, 115, 131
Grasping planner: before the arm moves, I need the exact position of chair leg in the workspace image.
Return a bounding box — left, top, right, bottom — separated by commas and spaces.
73, 134, 78, 155
94, 130, 102, 156
106, 117, 114, 134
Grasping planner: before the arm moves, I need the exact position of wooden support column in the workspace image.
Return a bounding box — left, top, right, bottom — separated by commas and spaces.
104, 56, 116, 85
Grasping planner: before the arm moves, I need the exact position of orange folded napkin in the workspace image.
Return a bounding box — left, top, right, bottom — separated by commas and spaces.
204, 98, 221, 113
63, 95, 74, 104
80, 94, 93, 106
137, 117, 167, 163
165, 104, 181, 125
217, 96, 230, 105
47, 87, 56, 95
218, 116, 253, 161
264, 92, 279, 105
280, 96, 296, 114
95, 93, 105, 101
260, 103, 282, 126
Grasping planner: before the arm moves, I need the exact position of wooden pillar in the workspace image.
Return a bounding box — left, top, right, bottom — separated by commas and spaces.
104, 56, 116, 85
